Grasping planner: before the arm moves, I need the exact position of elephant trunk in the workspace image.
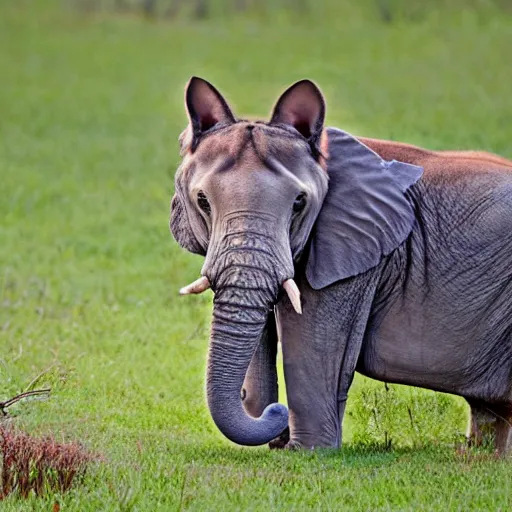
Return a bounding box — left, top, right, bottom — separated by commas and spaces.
207, 301, 287, 445
205, 242, 290, 445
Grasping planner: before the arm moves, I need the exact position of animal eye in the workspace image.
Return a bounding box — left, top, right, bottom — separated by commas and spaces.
197, 191, 211, 216
293, 193, 307, 213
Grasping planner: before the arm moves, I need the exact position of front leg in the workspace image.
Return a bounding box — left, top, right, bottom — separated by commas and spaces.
242, 311, 290, 448
241, 311, 279, 417
277, 273, 379, 449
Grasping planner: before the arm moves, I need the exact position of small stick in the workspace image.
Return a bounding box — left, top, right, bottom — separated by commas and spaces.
0, 389, 51, 416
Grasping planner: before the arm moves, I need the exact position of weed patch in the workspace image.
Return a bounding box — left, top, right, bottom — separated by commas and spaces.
0, 425, 96, 500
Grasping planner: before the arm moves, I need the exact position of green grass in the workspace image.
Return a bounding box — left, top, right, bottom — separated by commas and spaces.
1, 1, 512, 509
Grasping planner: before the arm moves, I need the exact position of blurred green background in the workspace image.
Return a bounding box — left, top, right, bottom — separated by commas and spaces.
1, 0, 512, 509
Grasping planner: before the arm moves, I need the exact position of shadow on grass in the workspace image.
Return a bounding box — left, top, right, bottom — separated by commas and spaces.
168, 439, 503, 472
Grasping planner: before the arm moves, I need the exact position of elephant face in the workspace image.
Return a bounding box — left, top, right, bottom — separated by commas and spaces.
171, 77, 329, 286
170, 77, 422, 446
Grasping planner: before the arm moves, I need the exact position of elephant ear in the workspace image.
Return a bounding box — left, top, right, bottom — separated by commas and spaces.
306, 127, 423, 290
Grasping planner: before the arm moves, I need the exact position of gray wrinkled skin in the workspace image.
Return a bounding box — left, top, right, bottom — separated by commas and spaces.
171, 77, 328, 445
170, 77, 512, 452
278, 170, 512, 450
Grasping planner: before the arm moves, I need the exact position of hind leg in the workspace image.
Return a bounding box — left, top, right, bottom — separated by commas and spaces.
466, 400, 496, 448
466, 400, 512, 455
493, 405, 512, 455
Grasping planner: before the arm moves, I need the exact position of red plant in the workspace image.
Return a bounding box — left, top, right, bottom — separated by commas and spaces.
0, 425, 95, 499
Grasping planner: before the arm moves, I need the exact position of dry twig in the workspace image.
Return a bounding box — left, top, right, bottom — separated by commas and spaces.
0, 389, 51, 417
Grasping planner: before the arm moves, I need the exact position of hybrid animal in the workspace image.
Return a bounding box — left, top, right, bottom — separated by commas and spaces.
170, 77, 512, 453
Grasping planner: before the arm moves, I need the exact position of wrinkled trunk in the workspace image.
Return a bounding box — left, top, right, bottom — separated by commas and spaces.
203, 211, 293, 445
207, 295, 288, 445
205, 241, 290, 445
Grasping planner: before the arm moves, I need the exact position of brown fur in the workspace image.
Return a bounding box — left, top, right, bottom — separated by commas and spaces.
183, 124, 512, 178
359, 137, 512, 178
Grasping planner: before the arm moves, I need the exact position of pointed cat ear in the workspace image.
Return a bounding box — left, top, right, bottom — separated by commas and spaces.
306, 128, 423, 290
184, 77, 236, 151
270, 80, 325, 152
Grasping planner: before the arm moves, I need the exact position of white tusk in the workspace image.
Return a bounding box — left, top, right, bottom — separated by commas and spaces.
179, 276, 211, 295
283, 279, 302, 315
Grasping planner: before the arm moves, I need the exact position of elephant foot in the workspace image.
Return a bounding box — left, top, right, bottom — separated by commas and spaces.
268, 429, 306, 451
271, 435, 335, 450
268, 427, 290, 450
284, 439, 303, 450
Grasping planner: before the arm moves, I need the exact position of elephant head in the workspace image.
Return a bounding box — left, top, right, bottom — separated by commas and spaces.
170, 77, 422, 445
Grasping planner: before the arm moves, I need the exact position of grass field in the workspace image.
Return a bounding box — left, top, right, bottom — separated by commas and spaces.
1, 1, 512, 509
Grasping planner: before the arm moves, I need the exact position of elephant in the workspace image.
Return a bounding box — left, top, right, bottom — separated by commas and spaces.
170, 76, 512, 453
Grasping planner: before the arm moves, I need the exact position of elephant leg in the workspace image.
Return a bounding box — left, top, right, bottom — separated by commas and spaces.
241, 311, 279, 417
466, 399, 496, 448
276, 274, 379, 449
278, 305, 344, 449
466, 400, 512, 455
493, 404, 512, 455
241, 311, 290, 448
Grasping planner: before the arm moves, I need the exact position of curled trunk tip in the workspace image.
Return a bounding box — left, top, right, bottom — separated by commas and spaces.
207, 300, 289, 446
